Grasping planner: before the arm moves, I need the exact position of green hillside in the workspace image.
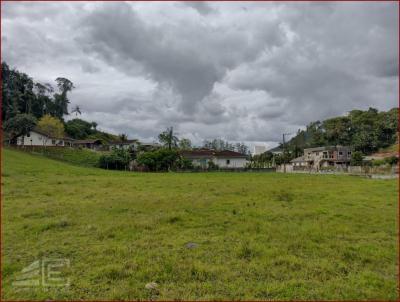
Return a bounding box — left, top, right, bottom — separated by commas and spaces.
7, 146, 102, 167
379, 143, 399, 153
1, 149, 397, 300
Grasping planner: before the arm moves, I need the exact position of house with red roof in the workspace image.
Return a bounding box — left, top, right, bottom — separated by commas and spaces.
180, 149, 248, 168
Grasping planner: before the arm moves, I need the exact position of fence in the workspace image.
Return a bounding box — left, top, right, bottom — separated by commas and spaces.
178, 167, 276, 173
277, 164, 398, 176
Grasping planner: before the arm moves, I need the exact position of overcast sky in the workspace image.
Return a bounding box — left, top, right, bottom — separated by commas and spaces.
2, 1, 398, 149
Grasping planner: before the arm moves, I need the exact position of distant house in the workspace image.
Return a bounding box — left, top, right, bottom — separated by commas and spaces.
291, 146, 352, 170
290, 156, 308, 167
16, 129, 73, 147
73, 139, 103, 150
181, 149, 248, 168
108, 140, 138, 151
137, 142, 162, 151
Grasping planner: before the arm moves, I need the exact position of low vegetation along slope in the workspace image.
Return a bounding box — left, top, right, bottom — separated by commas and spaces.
8, 146, 102, 167
1, 149, 397, 300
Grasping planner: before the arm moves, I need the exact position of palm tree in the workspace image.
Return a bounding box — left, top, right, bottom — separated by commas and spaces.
119, 133, 128, 141
71, 105, 82, 116
158, 127, 178, 150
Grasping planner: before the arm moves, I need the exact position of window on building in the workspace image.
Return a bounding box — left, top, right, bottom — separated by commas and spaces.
52, 139, 56, 145
226, 159, 230, 165
348, 151, 352, 155
27, 133, 30, 137
339, 151, 343, 155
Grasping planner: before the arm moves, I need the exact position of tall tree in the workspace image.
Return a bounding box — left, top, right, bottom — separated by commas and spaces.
71, 105, 82, 116
203, 138, 235, 151
3, 113, 37, 144
54, 77, 74, 118
235, 142, 250, 155
36, 115, 64, 146
178, 138, 192, 150
65, 118, 95, 139
323, 116, 353, 145
119, 133, 128, 141
91, 122, 97, 130
158, 127, 178, 150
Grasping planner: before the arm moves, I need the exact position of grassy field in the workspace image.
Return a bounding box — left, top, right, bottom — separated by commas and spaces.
8, 146, 102, 167
1, 148, 398, 300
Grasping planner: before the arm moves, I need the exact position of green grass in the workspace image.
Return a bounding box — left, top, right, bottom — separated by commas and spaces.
1, 148, 398, 300
379, 143, 399, 153
9, 146, 102, 167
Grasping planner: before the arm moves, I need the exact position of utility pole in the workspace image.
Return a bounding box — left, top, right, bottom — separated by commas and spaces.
282, 132, 292, 173
283, 134, 286, 173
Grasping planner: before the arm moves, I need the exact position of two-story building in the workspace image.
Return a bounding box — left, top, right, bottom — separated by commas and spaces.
291, 146, 352, 170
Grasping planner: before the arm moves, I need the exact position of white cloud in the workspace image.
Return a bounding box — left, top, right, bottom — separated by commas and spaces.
1, 1, 398, 147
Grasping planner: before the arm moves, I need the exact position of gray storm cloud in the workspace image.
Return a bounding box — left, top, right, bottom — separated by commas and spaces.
1, 1, 398, 148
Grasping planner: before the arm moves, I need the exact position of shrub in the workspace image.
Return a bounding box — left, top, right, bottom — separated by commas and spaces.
372, 156, 398, 166
177, 157, 194, 170
372, 159, 386, 167
351, 151, 364, 166
136, 149, 180, 171
99, 148, 131, 170
385, 156, 398, 165
208, 160, 219, 170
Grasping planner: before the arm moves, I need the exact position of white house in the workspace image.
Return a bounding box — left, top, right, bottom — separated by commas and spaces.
181, 149, 248, 168
108, 139, 138, 151
17, 129, 72, 147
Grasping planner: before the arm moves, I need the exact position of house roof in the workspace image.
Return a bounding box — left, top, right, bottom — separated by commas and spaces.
304, 145, 351, 152
74, 139, 103, 144
139, 142, 161, 146
109, 139, 137, 145
181, 149, 247, 158
290, 156, 307, 163
31, 128, 73, 141
215, 150, 248, 158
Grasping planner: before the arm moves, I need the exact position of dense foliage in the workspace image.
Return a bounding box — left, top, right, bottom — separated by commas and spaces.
64, 118, 118, 141
2, 63, 119, 143
285, 107, 398, 155
350, 151, 364, 166
136, 149, 180, 171
99, 148, 131, 170
2, 62, 74, 121
36, 115, 65, 140
158, 127, 179, 150
202, 139, 250, 155
3, 113, 37, 144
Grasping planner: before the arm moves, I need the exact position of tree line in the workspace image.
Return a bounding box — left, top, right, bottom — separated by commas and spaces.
286, 107, 398, 155
250, 107, 398, 168
1, 62, 119, 143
